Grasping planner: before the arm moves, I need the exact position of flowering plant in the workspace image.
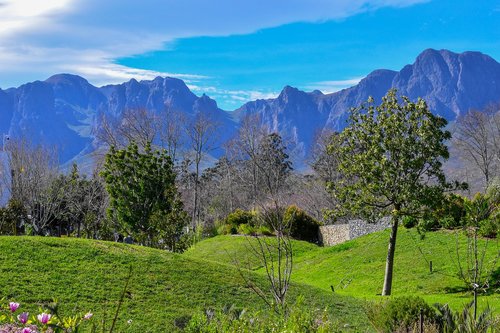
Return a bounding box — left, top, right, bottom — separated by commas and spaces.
0, 300, 93, 333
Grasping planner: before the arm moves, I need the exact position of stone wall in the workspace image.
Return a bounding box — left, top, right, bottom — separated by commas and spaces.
318, 224, 350, 247
319, 217, 391, 246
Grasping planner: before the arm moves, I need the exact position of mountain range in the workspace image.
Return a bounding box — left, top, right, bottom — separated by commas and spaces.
0, 48, 499, 167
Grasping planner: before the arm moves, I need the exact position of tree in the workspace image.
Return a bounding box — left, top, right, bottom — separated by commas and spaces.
327, 89, 465, 296
454, 109, 496, 190
100, 141, 187, 249
5, 139, 63, 235
185, 112, 219, 225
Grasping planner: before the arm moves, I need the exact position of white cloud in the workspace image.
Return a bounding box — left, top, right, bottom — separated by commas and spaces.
0, 0, 426, 88
306, 78, 363, 94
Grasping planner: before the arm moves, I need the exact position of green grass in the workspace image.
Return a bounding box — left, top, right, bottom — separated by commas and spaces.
185, 229, 500, 311
0, 236, 369, 332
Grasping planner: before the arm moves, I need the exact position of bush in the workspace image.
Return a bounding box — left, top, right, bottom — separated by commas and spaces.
402, 216, 417, 229
237, 223, 257, 235
257, 225, 274, 236
366, 296, 436, 333
478, 218, 499, 238
284, 205, 321, 243
223, 209, 256, 228
417, 218, 440, 232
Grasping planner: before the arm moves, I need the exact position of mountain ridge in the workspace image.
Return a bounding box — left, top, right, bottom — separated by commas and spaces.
0, 48, 499, 165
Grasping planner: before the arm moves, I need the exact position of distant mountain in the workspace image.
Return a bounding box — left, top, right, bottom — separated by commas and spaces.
0, 74, 236, 163
236, 49, 500, 160
0, 49, 499, 167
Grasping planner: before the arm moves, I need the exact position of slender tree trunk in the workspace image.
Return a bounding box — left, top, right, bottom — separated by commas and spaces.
382, 212, 399, 296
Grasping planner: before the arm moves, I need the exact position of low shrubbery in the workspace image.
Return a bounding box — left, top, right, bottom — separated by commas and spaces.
284, 205, 322, 243
183, 301, 339, 333
366, 296, 437, 332
216, 206, 321, 242
367, 297, 500, 333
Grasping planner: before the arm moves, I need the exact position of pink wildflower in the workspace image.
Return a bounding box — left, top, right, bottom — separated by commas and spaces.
22, 328, 32, 333
83, 312, 93, 320
17, 312, 29, 324
9, 302, 20, 312
37, 313, 51, 324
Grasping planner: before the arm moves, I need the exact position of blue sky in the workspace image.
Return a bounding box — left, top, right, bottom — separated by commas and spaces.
0, 0, 498, 109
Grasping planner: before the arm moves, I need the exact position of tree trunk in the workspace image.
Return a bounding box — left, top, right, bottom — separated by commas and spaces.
382, 213, 399, 296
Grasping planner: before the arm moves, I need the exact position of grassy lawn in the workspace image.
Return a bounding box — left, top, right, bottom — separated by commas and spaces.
0, 236, 370, 332
185, 229, 499, 311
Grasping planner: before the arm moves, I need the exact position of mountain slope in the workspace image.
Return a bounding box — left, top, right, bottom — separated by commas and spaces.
0, 49, 499, 165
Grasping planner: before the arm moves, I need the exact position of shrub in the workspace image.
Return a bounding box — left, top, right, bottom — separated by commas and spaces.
478, 218, 499, 238
366, 296, 436, 332
223, 209, 256, 229
257, 225, 274, 236
284, 205, 321, 243
417, 218, 440, 232
237, 223, 257, 235
402, 216, 417, 229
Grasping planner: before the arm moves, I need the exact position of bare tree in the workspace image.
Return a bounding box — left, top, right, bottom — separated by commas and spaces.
159, 108, 186, 164
454, 109, 496, 190
235, 132, 294, 315
5, 139, 62, 235
96, 108, 158, 150
185, 112, 219, 225
227, 114, 270, 206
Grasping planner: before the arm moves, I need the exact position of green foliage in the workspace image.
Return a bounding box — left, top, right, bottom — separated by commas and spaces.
434, 302, 500, 333
366, 296, 437, 332
284, 205, 321, 243
184, 300, 339, 333
402, 216, 418, 229
327, 89, 463, 221
223, 209, 256, 228
0, 200, 27, 235
100, 141, 187, 249
237, 223, 257, 235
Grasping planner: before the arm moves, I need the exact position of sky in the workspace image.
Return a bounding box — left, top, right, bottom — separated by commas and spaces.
0, 0, 498, 110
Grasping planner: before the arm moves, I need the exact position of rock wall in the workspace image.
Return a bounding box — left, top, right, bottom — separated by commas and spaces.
319, 217, 391, 246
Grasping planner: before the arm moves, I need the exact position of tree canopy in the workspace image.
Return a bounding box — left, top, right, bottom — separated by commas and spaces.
327, 89, 466, 295
101, 141, 188, 249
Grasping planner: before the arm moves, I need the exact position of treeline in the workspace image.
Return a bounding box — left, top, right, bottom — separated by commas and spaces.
0, 93, 498, 251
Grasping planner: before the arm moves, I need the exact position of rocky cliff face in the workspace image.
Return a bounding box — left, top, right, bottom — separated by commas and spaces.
0, 49, 499, 166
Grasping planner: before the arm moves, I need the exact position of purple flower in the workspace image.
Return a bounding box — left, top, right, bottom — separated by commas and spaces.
37, 313, 51, 325
9, 302, 20, 312
17, 312, 29, 324
83, 312, 93, 320
22, 328, 32, 333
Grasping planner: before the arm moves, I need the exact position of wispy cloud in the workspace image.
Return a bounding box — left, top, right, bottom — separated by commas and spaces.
0, 0, 426, 88
306, 78, 363, 94
188, 85, 279, 109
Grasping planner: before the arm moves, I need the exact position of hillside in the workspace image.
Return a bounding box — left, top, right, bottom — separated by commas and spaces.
0, 236, 369, 332
185, 230, 500, 310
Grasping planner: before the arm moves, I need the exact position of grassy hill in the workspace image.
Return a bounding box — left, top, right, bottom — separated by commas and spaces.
185, 229, 500, 310
0, 236, 369, 332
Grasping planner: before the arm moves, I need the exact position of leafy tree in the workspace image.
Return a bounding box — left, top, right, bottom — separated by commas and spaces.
101, 141, 187, 249
327, 89, 465, 295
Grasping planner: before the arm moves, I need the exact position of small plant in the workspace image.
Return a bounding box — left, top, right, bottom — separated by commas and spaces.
366, 296, 437, 332
0, 301, 93, 333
